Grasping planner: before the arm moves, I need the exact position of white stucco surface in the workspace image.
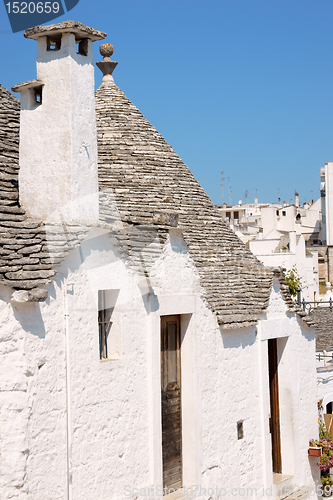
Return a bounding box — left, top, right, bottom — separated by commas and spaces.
0, 232, 320, 499
18, 32, 99, 223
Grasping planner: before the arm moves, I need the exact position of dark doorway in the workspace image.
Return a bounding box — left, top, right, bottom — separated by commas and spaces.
268, 338, 282, 474
161, 315, 182, 491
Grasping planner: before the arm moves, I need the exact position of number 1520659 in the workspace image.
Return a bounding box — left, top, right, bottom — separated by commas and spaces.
5, 2, 60, 14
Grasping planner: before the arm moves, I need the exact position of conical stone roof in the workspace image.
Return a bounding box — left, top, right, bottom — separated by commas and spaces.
0, 79, 313, 327
95, 78, 275, 328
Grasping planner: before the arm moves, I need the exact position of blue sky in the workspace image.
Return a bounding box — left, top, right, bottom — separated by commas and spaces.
1, 0, 332, 206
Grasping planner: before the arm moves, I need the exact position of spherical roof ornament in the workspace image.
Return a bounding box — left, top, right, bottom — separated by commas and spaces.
96, 42, 118, 85
100, 43, 114, 58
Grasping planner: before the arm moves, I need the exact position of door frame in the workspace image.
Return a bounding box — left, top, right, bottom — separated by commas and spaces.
160, 314, 183, 491
268, 338, 282, 474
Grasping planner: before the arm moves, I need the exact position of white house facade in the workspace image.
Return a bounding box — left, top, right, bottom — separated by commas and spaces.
0, 21, 320, 500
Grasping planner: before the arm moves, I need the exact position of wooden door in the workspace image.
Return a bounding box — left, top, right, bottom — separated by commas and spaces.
161, 315, 182, 491
268, 338, 282, 474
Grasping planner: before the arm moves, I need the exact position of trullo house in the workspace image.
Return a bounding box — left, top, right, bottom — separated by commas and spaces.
0, 21, 320, 500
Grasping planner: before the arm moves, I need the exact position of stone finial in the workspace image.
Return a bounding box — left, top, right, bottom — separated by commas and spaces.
100, 44, 113, 57
96, 43, 118, 84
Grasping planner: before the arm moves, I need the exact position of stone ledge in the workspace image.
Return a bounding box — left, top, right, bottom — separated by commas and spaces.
24, 21, 107, 41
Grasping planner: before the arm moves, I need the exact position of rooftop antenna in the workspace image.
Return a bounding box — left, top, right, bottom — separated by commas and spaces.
254, 188, 258, 204
244, 190, 248, 204
311, 190, 314, 203
228, 177, 232, 205
220, 171, 225, 204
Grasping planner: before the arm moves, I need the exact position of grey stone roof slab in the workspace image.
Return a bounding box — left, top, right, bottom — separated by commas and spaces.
12, 80, 43, 93
24, 21, 107, 41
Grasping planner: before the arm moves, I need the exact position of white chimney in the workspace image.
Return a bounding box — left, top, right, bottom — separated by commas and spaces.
12, 21, 106, 223
295, 191, 300, 208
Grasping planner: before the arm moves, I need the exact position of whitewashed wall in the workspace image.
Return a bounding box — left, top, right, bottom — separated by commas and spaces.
19, 32, 99, 223
0, 231, 320, 499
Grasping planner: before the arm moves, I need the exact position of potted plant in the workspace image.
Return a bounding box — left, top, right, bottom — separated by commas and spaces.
321, 475, 333, 497
308, 445, 322, 457
309, 438, 333, 467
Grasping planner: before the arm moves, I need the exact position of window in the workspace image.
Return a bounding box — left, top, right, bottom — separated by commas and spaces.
34, 86, 43, 105
226, 212, 231, 219
98, 289, 121, 360
233, 211, 239, 220
47, 36, 61, 51
282, 211, 286, 216
276, 210, 279, 216
237, 421, 244, 440
77, 39, 88, 56
98, 290, 112, 359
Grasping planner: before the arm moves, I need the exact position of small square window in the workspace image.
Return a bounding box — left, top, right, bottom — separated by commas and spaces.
282, 211, 286, 216
47, 36, 61, 51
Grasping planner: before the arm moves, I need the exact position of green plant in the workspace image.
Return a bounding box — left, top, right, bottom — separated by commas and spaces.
322, 475, 333, 486
285, 266, 302, 297
310, 433, 333, 472
321, 473, 333, 497
320, 419, 331, 440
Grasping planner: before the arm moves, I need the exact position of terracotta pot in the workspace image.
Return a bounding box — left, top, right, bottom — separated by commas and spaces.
308, 447, 322, 456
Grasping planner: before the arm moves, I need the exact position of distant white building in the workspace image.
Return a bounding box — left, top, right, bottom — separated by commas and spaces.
218, 195, 321, 301
320, 163, 333, 283
218, 194, 321, 245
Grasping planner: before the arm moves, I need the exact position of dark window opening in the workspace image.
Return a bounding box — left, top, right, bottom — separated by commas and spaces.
226, 212, 231, 219
237, 421, 244, 440
47, 36, 61, 51
34, 86, 43, 105
98, 290, 113, 360
282, 211, 286, 216
233, 211, 239, 220
77, 39, 88, 56
327, 402, 333, 414
276, 210, 279, 216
